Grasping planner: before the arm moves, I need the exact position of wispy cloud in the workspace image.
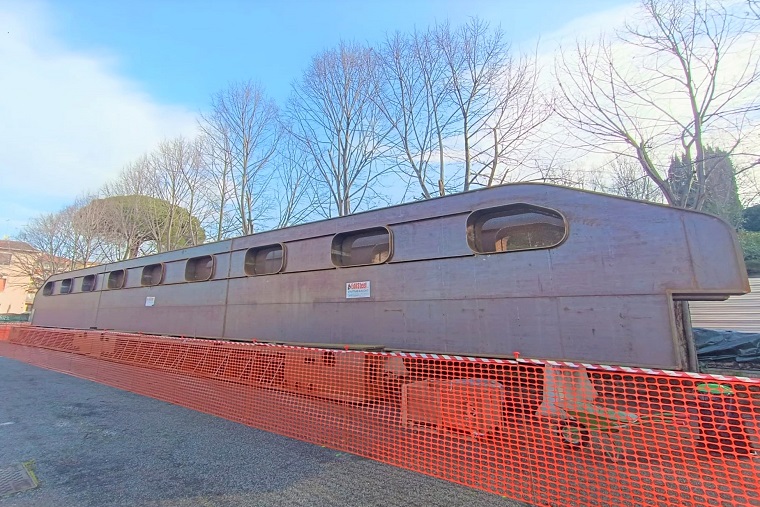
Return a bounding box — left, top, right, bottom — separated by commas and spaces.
0, 0, 198, 237
526, 1, 759, 194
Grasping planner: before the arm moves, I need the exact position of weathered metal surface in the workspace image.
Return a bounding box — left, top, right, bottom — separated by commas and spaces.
30, 184, 750, 370
690, 278, 760, 332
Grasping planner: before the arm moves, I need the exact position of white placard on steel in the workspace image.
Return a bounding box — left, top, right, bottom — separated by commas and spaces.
346, 281, 371, 299
145, 296, 156, 307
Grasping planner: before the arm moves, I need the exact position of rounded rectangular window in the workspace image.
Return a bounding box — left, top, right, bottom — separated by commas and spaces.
331, 227, 391, 267
467, 204, 566, 254
141, 263, 164, 286
42, 281, 55, 296
245, 244, 284, 276
60, 278, 73, 294
107, 269, 126, 289
185, 255, 214, 282
81, 274, 97, 292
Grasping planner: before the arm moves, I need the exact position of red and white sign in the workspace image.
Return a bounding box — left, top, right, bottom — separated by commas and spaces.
346, 281, 371, 299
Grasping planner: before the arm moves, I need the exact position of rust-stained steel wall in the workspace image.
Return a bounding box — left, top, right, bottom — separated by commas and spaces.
2, 326, 759, 507
30, 184, 750, 370
690, 278, 760, 332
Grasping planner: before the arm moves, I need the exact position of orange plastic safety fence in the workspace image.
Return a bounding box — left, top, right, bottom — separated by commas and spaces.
2, 325, 759, 507
0, 322, 25, 341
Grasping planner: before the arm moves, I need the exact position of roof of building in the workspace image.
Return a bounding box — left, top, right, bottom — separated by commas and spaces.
0, 240, 37, 252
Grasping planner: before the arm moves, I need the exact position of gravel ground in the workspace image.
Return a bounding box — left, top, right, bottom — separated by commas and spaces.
0, 357, 532, 507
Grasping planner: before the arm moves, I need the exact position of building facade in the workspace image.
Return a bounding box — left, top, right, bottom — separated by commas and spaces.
0, 240, 38, 314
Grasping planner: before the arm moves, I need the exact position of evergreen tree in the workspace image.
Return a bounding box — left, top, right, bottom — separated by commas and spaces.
667, 147, 743, 226
742, 204, 760, 232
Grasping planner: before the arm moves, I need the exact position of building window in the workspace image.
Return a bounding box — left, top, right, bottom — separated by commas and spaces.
107, 269, 126, 289
185, 255, 214, 282
467, 204, 567, 254
141, 263, 164, 286
331, 227, 392, 267
0, 253, 11, 265
244, 245, 284, 276
60, 278, 73, 294
81, 274, 97, 292
43, 281, 54, 296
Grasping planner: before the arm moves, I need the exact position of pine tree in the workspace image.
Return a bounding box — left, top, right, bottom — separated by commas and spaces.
667, 147, 743, 226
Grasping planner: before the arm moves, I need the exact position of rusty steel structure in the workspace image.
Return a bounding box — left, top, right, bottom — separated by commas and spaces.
30, 184, 749, 371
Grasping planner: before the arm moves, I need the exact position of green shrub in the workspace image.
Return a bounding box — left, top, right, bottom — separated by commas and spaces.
739, 231, 760, 275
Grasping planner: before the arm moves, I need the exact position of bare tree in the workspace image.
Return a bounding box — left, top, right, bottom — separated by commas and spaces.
555, 0, 760, 211
199, 133, 235, 241
378, 21, 555, 196
200, 81, 280, 235
149, 137, 208, 250
15, 210, 80, 290
149, 139, 185, 252
12, 195, 111, 290
273, 132, 319, 228
740, 169, 760, 206
436, 18, 515, 191
69, 194, 106, 267
99, 156, 156, 260
95, 155, 205, 260
591, 158, 665, 201
179, 137, 209, 245
103, 155, 154, 196
418, 27, 461, 196
469, 50, 555, 188
288, 41, 391, 217
377, 29, 458, 198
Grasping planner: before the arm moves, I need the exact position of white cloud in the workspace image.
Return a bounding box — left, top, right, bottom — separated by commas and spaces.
523, 1, 760, 197
0, 0, 198, 237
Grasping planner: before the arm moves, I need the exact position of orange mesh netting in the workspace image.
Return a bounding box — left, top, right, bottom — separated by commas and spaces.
1, 325, 758, 507
0, 325, 11, 341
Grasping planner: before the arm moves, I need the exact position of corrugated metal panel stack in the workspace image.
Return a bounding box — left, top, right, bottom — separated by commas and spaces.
690, 278, 760, 332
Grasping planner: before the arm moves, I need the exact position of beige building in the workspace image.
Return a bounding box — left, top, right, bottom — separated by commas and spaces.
0, 240, 38, 314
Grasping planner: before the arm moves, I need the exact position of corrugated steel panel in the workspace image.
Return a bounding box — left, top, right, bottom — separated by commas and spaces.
690, 278, 760, 332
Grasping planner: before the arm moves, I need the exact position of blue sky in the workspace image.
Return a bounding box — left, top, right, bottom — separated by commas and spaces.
50, 0, 627, 106
0, 0, 632, 238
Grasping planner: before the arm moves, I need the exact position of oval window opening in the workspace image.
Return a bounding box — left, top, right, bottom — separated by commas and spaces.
185, 255, 214, 282
245, 245, 284, 276
141, 263, 164, 286
60, 278, 73, 294
42, 281, 55, 296
467, 204, 566, 254
107, 269, 126, 289
331, 227, 391, 267
82, 274, 97, 292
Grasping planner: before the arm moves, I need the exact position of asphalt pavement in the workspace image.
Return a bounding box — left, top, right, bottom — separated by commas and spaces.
0, 357, 531, 507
